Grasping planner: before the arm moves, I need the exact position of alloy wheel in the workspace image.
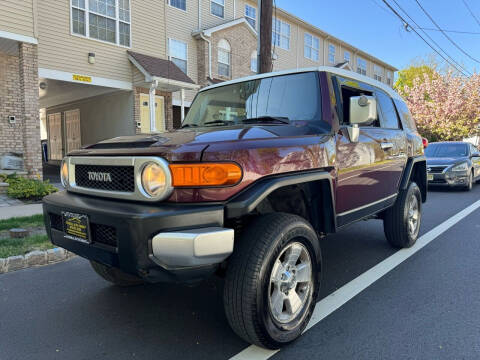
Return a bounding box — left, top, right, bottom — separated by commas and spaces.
407, 194, 420, 236
268, 242, 313, 324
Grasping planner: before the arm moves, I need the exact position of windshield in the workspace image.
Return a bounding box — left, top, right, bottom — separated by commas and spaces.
425, 143, 469, 158
182, 72, 328, 132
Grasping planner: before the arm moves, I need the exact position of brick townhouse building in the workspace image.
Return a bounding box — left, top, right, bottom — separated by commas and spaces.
0, 0, 397, 178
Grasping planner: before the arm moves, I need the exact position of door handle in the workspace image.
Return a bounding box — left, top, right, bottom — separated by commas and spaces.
380, 142, 394, 150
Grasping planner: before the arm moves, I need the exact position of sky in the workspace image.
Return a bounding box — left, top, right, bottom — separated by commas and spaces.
275, 0, 480, 75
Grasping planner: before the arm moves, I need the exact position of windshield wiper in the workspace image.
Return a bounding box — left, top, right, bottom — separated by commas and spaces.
241, 116, 290, 124
181, 123, 198, 128
203, 120, 235, 126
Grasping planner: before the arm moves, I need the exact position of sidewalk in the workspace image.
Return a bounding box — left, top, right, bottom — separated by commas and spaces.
0, 202, 43, 220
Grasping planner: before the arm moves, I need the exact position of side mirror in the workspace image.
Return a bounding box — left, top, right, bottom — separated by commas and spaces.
350, 95, 377, 126
347, 124, 360, 143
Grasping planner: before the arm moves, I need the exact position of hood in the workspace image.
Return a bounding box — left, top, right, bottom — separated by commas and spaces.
426, 156, 469, 166
69, 124, 329, 160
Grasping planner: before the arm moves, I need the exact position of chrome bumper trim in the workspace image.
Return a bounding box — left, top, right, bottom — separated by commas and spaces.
151, 227, 234, 269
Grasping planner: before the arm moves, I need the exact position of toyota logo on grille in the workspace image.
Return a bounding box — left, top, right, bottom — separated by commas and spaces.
427, 167, 432, 172
87, 171, 112, 182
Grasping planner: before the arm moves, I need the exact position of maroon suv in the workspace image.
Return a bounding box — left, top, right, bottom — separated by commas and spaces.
43, 67, 426, 349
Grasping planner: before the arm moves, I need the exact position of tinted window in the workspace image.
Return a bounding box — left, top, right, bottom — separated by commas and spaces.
425, 143, 469, 157
183, 72, 327, 131
376, 90, 400, 129
393, 99, 417, 131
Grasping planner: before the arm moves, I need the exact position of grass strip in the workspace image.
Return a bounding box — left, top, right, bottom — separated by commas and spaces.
0, 234, 53, 258
0, 214, 45, 231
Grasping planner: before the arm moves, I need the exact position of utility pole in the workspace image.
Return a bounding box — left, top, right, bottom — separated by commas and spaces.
257, 0, 273, 73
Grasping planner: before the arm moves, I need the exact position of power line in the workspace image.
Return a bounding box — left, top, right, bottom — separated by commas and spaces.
418, 27, 480, 35
380, 0, 470, 76
462, 0, 480, 29
390, 0, 472, 76
414, 0, 480, 64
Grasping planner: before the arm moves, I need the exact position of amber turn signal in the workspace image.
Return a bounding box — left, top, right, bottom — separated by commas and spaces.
169, 163, 242, 187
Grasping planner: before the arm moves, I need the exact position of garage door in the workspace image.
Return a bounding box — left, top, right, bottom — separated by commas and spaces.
47, 113, 62, 161
64, 109, 82, 153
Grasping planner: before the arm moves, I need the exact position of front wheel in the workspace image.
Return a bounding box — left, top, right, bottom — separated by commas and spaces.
383, 181, 422, 248
224, 213, 321, 349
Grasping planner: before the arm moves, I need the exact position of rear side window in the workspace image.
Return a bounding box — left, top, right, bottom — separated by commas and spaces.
393, 99, 417, 131
376, 90, 400, 129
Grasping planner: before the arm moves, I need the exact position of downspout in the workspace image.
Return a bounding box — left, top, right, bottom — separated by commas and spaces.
233, 0, 236, 19
199, 32, 212, 80
149, 79, 159, 132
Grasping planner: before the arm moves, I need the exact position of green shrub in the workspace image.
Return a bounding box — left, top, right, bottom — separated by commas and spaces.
4, 174, 57, 201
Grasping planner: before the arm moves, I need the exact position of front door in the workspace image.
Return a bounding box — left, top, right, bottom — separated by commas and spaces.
47, 113, 63, 161
64, 109, 82, 153
139, 94, 165, 133
333, 76, 406, 226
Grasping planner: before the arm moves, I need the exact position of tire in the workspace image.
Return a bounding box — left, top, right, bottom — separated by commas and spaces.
224, 213, 321, 349
464, 171, 473, 191
383, 181, 422, 248
90, 260, 144, 287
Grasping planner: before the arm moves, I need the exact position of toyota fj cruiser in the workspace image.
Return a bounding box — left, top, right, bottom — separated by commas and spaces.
43, 67, 426, 349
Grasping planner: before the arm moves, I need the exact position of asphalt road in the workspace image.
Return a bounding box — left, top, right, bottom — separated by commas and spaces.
1, 185, 480, 360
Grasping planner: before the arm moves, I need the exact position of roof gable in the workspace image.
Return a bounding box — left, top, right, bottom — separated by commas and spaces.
127, 51, 195, 85
197, 18, 257, 38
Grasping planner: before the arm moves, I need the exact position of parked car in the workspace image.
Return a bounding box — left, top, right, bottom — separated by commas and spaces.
425, 141, 480, 191
43, 67, 426, 349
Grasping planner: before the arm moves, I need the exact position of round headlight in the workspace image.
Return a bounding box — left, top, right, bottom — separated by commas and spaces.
60, 159, 68, 187
141, 162, 168, 198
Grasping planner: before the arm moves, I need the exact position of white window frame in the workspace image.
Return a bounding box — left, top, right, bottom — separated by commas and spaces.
373, 64, 383, 82
168, 38, 188, 75
328, 43, 336, 64
357, 57, 367, 76
70, 0, 132, 48
251, 50, 258, 72
344, 51, 350, 64
217, 39, 231, 77
272, 18, 290, 50
168, 0, 187, 12
211, 0, 225, 18
245, 4, 256, 29
386, 70, 393, 86
304, 33, 319, 61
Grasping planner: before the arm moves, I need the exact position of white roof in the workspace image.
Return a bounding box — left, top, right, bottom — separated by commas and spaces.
200, 66, 403, 101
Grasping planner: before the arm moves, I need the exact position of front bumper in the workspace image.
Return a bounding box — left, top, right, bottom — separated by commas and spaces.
427, 170, 469, 187
43, 191, 233, 283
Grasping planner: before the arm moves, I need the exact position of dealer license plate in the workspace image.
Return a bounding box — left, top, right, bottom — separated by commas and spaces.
427, 174, 434, 181
62, 211, 90, 243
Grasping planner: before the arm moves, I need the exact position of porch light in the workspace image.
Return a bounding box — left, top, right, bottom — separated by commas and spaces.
88, 53, 95, 64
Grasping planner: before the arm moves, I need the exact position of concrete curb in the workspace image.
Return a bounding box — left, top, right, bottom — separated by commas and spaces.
0, 248, 76, 274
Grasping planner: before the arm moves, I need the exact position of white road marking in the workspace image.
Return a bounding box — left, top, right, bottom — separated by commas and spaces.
230, 199, 480, 360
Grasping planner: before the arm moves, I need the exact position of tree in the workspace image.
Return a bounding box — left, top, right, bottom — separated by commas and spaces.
403, 70, 480, 141
394, 65, 437, 96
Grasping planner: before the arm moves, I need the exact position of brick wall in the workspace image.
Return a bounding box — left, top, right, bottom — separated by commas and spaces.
196, 23, 257, 85
133, 87, 173, 134
0, 43, 42, 179
0, 51, 24, 157
19, 43, 42, 179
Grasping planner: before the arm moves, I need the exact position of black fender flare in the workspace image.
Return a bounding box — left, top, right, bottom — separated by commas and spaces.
225, 170, 336, 232
400, 155, 427, 202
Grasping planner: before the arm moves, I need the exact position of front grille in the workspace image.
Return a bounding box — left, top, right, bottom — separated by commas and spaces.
50, 213, 63, 231
428, 166, 448, 173
75, 165, 134, 192
91, 223, 117, 247
430, 178, 447, 184
48, 212, 118, 248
